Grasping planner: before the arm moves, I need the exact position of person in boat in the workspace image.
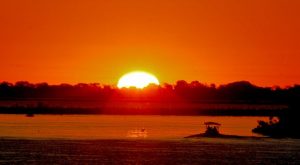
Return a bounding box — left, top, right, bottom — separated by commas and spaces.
204, 122, 221, 136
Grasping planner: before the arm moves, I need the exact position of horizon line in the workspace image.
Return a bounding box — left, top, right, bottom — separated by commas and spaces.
1, 80, 299, 89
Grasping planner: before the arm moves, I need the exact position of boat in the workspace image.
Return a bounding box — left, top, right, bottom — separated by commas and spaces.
185, 121, 262, 139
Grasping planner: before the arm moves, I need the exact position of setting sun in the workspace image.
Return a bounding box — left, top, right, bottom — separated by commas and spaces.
117, 71, 159, 89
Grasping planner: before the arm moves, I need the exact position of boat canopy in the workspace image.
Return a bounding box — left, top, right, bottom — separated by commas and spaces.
204, 122, 221, 126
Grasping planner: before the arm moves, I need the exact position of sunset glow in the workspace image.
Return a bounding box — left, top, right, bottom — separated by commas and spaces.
0, 1, 299, 86
1, 1, 300, 164
117, 71, 159, 89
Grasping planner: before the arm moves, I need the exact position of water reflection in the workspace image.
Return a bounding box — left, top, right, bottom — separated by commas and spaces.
0, 114, 267, 139
127, 128, 148, 138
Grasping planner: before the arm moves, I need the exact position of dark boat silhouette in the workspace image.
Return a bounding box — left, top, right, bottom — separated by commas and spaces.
185, 121, 261, 139
203, 122, 221, 137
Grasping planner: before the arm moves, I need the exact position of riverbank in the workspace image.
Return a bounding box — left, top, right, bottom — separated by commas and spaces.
0, 106, 284, 116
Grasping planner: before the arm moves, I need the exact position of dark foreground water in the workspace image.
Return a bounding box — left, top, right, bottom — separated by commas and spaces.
0, 138, 299, 164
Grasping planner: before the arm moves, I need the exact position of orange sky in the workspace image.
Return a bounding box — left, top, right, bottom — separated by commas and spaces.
0, 0, 299, 87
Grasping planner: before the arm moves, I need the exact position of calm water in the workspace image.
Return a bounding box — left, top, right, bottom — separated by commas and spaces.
0, 114, 267, 139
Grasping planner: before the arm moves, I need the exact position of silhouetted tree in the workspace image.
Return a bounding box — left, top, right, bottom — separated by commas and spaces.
0, 81, 298, 105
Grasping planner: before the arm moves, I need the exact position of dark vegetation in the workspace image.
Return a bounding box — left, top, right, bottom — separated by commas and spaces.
0, 80, 300, 116
0, 80, 299, 103
252, 103, 300, 138
0, 81, 298, 116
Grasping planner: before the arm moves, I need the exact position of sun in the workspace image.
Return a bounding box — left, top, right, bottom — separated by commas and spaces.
117, 71, 159, 89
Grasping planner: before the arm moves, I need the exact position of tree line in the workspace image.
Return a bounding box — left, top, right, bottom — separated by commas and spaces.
0, 80, 299, 104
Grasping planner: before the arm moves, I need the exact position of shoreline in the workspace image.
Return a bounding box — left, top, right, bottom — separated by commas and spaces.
0, 107, 283, 116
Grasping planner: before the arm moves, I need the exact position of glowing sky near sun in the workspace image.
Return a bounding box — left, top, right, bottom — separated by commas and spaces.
117, 71, 159, 88
0, 0, 299, 86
